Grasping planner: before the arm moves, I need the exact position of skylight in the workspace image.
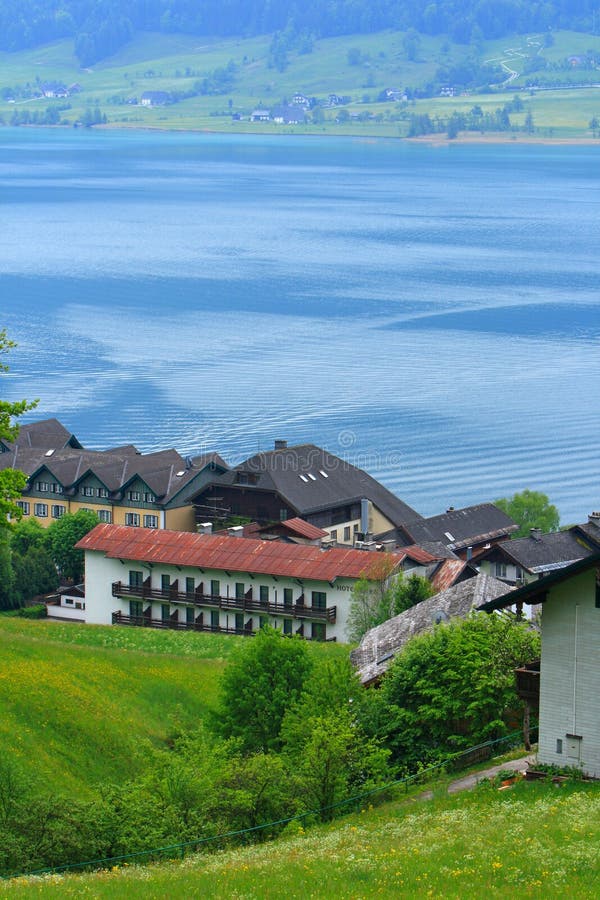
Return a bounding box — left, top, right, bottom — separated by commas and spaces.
308, 473, 317, 481
45, 449, 55, 456
176, 470, 185, 477
319, 470, 328, 478
299, 475, 309, 483
444, 531, 455, 541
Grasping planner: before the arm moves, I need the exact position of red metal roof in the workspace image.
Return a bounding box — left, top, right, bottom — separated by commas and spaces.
429, 558, 468, 593
278, 517, 328, 540
76, 524, 426, 583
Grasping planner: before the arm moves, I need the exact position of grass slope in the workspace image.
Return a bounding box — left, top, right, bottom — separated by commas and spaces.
2, 779, 599, 897
0, 618, 348, 798
1, 29, 600, 137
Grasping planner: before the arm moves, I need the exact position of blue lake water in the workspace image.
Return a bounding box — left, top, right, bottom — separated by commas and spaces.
2, 128, 600, 522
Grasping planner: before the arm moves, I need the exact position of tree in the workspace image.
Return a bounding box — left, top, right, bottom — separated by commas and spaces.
347, 556, 432, 641
372, 613, 540, 772
217, 627, 312, 753
495, 489, 559, 538
0, 330, 38, 525
47, 509, 99, 582
402, 28, 421, 62
10, 519, 58, 607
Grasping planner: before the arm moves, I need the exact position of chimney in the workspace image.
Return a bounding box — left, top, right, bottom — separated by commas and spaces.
589, 511, 600, 524
466, 546, 473, 561
530, 527, 542, 541
197, 522, 213, 535
228, 525, 244, 538
360, 498, 370, 537
274, 440, 287, 450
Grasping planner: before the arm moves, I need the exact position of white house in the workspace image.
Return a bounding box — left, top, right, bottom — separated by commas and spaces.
75, 524, 435, 643
480, 552, 600, 778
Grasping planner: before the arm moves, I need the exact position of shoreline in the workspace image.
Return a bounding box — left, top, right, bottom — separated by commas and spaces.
3, 122, 599, 146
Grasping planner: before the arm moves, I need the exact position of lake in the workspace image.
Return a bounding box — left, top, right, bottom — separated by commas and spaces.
2, 128, 600, 523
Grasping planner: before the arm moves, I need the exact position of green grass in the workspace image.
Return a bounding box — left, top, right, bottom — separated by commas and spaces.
0, 618, 348, 798
2, 778, 599, 897
1, 28, 600, 137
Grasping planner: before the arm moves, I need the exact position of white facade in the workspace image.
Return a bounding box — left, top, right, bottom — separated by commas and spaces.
537, 568, 600, 778
83, 547, 369, 642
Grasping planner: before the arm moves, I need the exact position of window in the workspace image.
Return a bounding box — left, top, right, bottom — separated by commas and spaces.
161, 604, 170, 622
495, 562, 507, 578
161, 574, 170, 591
65, 597, 74, 605
143, 492, 156, 503
259, 615, 269, 629
210, 579, 220, 597
143, 514, 158, 528
129, 600, 143, 618
51, 504, 65, 518
283, 588, 293, 607
129, 570, 143, 588
16, 500, 29, 515
312, 591, 327, 609
353, 523, 359, 533
34, 503, 48, 517
235, 613, 244, 631
210, 610, 220, 629
51, 483, 63, 494
127, 490, 140, 501
81, 486, 94, 497
98, 509, 112, 523
235, 582, 245, 600
36, 481, 49, 492
259, 585, 269, 605
125, 512, 140, 527
279, 508, 288, 521
312, 622, 326, 642
186, 577, 195, 595
186, 607, 195, 624
98, 487, 108, 498
283, 619, 292, 635
344, 526, 351, 542
556, 738, 563, 755
330, 529, 338, 542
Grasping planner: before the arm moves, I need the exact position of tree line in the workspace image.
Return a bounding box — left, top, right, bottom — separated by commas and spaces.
0, 0, 599, 66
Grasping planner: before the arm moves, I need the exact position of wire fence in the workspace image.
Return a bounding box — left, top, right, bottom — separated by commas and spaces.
3, 728, 536, 882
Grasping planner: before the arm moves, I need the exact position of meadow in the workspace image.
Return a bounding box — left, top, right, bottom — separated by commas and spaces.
0, 617, 347, 797
1, 28, 600, 138
2, 777, 599, 897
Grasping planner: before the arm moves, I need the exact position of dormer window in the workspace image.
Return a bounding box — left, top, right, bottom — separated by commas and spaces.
237, 473, 249, 485
127, 490, 140, 501
81, 486, 94, 497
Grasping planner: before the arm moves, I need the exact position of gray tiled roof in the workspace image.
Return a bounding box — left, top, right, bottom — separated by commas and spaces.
492, 530, 594, 573
402, 503, 517, 550
1, 418, 83, 451
351, 573, 512, 685
0, 419, 228, 507
210, 444, 422, 527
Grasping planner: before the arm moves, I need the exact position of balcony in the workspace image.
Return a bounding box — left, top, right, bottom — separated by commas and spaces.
515, 659, 540, 709
112, 580, 336, 623
111, 610, 336, 640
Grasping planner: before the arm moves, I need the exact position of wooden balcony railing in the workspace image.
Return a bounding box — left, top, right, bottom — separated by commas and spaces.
111, 610, 336, 640
112, 581, 336, 622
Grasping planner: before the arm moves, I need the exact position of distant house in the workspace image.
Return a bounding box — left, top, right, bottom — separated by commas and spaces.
251, 109, 271, 121
382, 88, 404, 102
140, 91, 171, 107
271, 106, 306, 125
391, 503, 518, 559
478, 528, 595, 585
480, 552, 600, 778
1, 417, 228, 533
352, 572, 511, 685
292, 93, 310, 107
40, 81, 69, 99
190, 440, 424, 546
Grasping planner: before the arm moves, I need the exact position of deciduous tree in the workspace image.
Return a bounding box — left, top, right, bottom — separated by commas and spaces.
47, 509, 99, 582
495, 489, 559, 538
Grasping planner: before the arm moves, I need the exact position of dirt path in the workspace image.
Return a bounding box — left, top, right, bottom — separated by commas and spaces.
419, 754, 536, 801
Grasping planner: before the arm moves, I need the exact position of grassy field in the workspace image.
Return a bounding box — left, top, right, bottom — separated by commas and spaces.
1, 29, 600, 138
0, 617, 348, 798
1, 777, 599, 897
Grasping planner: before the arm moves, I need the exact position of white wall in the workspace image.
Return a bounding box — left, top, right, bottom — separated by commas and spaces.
538, 568, 600, 778
83, 550, 358, 642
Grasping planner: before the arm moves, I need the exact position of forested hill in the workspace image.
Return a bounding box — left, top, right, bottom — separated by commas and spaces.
0, 0, 597, 66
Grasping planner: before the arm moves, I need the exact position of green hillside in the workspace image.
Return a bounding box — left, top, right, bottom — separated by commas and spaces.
0, 618, 348, 798
1, 28, 600, 137
2, 777, 599, 897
